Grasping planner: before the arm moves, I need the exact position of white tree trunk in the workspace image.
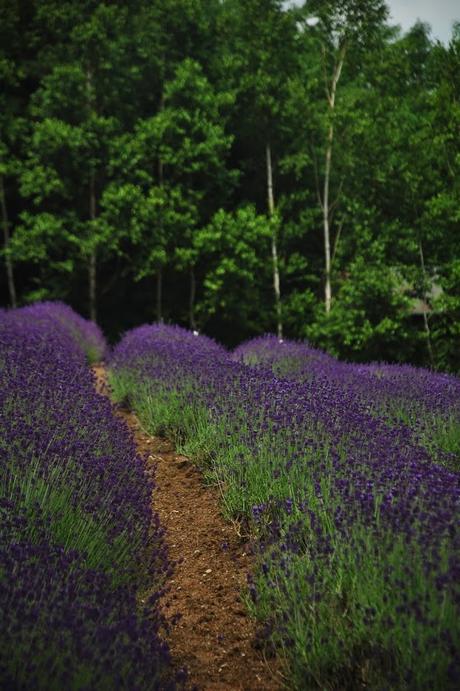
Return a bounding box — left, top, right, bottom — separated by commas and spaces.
323, 124, 333, 314
419, 239, 434, 367
266, 141, 283, 338
321, 43, 346, 314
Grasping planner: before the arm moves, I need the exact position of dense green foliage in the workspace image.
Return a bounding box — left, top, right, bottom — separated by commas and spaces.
1, 0, 459, 369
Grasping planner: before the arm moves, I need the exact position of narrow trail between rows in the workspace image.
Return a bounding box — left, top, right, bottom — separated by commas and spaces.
93, 365, 283, 691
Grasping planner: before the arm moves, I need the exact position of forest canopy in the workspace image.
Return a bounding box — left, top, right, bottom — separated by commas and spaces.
1, 0, 459, 370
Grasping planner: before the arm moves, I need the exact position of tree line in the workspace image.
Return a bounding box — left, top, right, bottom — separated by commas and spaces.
1, 0, 459, 370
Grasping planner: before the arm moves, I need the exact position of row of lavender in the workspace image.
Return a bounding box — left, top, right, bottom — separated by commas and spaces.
0, 304, 179, 689
110, 325, 459, 690
234, 335, 460, 471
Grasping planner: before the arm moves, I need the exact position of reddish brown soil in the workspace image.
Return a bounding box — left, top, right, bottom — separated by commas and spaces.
93, 366, 284, 691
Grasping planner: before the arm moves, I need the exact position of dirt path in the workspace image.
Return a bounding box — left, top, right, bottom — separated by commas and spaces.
93, 365, 284, 691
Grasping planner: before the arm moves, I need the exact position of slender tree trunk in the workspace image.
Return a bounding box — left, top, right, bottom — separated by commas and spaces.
323, 124, 333, 314
155, 89, 165, 323
189, 265, 196, 330
89, 170, 97, 323
89, 249, 97, 323
321, 43, 346, 314
86, 67, 98, 323
158, 155, 164, 186
418, 239, 435, 368
0, 174, 17, 308
266, 141, 283, 338
156, 266, 163, 323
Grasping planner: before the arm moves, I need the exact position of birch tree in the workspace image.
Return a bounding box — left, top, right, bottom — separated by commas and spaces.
218, 0, 297, 337
297, 0, 388, 313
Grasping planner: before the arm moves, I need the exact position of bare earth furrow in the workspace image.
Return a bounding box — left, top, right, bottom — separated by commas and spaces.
93, 365, 283, 691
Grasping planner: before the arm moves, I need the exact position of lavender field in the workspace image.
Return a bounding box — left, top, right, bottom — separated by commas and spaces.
0, 304, 179, 690
110, 325, 460, 690
1, 303, 459, 689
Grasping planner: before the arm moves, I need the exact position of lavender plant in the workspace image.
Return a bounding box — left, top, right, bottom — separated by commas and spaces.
5, 300, 107, 362
0, 304, 179, 690
110, 324, 460, 690
235, 335, 460, 471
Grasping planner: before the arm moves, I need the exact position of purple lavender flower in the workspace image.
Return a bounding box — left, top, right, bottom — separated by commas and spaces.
0, 305, 179, 689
